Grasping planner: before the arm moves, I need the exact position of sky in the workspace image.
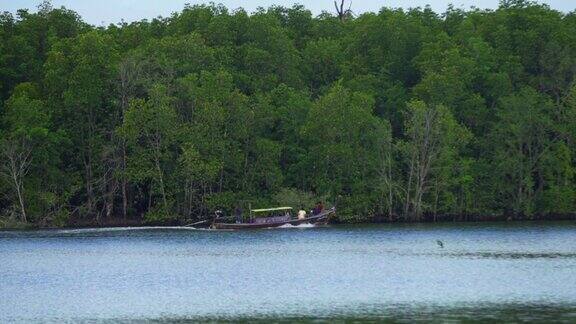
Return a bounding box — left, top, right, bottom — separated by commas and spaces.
1, 0, 574, 25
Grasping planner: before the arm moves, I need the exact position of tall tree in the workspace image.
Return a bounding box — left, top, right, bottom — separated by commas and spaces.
401, 100, 470, 220
0, 83, 62, 223
45, 31, 118, 222
489, 88, 556, 215
120, 85, 180, 221
302, 83, 392, 221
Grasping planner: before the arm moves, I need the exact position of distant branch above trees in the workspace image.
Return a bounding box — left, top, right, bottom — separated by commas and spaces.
334, 0, 352, 21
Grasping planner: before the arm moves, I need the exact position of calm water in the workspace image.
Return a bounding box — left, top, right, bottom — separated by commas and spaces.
1, 222, 576, 323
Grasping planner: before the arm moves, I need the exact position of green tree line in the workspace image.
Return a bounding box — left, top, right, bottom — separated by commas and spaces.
1, 0, 575, 226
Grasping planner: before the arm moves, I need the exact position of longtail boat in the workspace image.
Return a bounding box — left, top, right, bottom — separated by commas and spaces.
209, 207, 335, 230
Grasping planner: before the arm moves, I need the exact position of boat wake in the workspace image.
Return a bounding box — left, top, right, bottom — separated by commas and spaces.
53, 222, 320, 234
57, 226, 199, 234
276, 223, 316, 229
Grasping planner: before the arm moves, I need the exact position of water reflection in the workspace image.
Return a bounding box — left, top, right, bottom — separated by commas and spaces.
23, 303, 576, 323
447, 252, 576, 260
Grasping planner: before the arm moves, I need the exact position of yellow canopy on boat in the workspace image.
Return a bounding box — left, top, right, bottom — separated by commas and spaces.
251, 207, 293, 213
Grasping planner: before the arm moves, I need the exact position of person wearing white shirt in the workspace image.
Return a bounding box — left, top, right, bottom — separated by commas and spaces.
297, 208, 307, 220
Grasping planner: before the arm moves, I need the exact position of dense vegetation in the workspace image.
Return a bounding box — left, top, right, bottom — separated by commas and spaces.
1, 0, 576, 227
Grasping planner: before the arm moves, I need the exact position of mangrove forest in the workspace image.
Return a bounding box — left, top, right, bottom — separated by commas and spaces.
1, 0, 576, 227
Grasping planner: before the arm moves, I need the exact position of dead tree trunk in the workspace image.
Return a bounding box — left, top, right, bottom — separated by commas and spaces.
1, 138, 32, 223
404, 105, 443, 221
334, 0, 352, 22
118, 57, 141, 219
101, 145, 118, 221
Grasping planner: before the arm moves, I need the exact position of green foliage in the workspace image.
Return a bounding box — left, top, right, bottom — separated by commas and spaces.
273, 188, 321, 210
489, 88, 556, 215
0, 82, 64, 223
120, 85, 180, 221
401, 100, 471, 220
301, 83, 393, 221
1, 1, 576, 226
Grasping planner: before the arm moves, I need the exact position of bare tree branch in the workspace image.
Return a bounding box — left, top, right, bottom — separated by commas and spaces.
334, 0, 350, 21
0, 138, 33, 223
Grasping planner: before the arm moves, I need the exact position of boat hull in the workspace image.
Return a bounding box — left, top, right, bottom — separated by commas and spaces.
212, 208, 335, 230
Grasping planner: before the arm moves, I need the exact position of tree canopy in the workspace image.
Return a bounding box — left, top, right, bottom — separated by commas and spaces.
1, 0, 576, 226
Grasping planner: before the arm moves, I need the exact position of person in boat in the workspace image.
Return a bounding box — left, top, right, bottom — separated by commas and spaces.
313, 201, 325, 215
298, 207, 307, 220
234, 206, 243, 224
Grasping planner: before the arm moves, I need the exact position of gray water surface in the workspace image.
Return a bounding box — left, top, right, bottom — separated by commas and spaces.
1, 222, 576, 322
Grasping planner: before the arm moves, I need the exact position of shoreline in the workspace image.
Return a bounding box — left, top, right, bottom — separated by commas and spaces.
1, 213, 575, 230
